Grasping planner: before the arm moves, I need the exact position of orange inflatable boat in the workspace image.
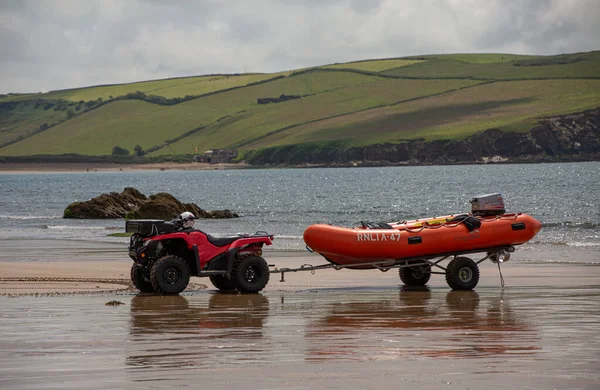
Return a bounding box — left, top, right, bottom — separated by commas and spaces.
302, 194, 543, 290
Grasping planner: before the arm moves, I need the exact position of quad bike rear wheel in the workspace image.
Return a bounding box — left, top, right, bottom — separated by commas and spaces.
233, 256, 270, 293
445, 256, 480, 290
399, 265, 431, 286
209, 275, 238, 292
130, 263, 155, 293
150, 255, 190, 295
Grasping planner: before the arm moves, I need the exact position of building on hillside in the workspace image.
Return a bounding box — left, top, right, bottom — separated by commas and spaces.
194, 149, 238, 164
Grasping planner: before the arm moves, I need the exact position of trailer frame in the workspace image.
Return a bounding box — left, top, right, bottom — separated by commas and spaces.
270, 245, 515, 289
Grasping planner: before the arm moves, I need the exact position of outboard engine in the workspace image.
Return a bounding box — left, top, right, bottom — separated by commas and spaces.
470, 193, 506, 216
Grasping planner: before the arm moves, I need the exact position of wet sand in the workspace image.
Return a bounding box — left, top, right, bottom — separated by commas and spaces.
0, 239, 599, 389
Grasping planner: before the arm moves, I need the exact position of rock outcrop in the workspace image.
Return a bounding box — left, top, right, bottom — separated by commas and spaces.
64, 187, 239, 219
247, 108, 600, 166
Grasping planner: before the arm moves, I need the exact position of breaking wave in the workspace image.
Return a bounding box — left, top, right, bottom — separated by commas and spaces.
0, 215, 61, 220
45, 225, 112, 231
542, 222, 600, 229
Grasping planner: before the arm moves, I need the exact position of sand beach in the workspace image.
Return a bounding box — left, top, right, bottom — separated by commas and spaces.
1, 238, 599, 389
0, 162, 249, 173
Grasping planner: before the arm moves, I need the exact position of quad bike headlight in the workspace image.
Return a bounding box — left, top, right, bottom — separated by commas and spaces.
139, 240, 163, 260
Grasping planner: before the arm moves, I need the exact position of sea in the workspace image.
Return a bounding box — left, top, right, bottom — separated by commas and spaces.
0, 162, 598, 263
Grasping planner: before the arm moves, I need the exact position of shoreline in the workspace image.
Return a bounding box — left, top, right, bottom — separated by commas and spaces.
0, 161, 250, 173
1, 160, 599, 173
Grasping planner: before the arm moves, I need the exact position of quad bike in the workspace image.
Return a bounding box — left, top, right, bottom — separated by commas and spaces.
126, 219, 274, 294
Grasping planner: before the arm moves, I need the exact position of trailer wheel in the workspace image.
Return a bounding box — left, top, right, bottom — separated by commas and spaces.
130, 264, 155, 293
209, 275, 238, 292
445, 256, 480, 290
233, 256, 270, 294
150, 255, 190, 295
399, 265, 431, 286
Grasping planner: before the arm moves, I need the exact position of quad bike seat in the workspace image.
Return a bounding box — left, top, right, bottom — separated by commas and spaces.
186, 229, 242, 247
205, 233, 241, 247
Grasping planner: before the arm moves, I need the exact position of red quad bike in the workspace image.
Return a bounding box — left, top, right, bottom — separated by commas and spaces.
126, 219, 274, 294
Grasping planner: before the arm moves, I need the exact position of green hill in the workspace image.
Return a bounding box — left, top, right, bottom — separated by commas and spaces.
1, 50, 599, 161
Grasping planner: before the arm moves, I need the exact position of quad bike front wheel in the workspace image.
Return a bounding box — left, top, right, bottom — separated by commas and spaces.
150, 255, 190, 295
445, 256, 480, 290
130, 263, 155, 293
209, 275, 238, 292
233, 256, 270, 293
399, 264, 431, 286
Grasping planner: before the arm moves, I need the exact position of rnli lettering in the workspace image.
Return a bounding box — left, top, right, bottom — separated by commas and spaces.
356, 232, 401, 242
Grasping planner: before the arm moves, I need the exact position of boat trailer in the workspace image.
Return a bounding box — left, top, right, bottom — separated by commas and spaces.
269, 245, 515, 290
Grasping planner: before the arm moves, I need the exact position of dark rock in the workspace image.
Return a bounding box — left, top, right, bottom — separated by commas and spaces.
105, 300, 125, 306
64, 188, 239, 219
63, 187, 146, 218
204, 209, 239, 219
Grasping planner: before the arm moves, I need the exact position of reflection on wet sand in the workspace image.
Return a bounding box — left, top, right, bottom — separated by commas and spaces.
305, 288, 539, 361
123, 288, 541, 376
1, 279, 598, 389
127, 293, 269, 370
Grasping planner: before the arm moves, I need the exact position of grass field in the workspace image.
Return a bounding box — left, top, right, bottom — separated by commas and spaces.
384, 51, 600, 79
324, 59, 423, 72
53, 73, 282, 101
407, 53, 537, 63
0, 73, 292, 103
0, 101, 72, 147
0, 50, 599, 159
254, 79, 600, 147
0, 71, 387, 156
162, 79, 482, 154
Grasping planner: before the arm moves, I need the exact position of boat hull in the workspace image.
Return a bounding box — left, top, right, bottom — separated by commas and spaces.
303, 213, 542, 268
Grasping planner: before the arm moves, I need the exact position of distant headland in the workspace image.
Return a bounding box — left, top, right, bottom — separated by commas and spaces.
1, 51, 599, 167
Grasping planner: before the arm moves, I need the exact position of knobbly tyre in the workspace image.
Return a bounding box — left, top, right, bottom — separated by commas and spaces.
127, 212, 274, 295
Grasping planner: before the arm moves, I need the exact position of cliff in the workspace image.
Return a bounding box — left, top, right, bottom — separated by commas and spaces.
247, 108, 600, 166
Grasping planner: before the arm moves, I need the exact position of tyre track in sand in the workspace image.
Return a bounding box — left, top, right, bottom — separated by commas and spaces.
0, 277, 208, 297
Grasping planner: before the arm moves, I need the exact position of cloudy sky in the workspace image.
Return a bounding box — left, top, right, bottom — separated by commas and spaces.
1, 0, 598, 94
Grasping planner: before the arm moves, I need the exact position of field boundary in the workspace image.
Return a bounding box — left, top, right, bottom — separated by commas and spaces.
234, 80, 494, 148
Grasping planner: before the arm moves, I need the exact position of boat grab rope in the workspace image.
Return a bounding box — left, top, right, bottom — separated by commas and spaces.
394, 212, 521, 232
404, 225, 426, 233
402, 214, 481, 232
497, 261, 505, 287
479, 213, 520, 223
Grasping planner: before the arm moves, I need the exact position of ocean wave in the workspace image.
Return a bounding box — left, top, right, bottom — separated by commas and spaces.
566, 242, 600, 247
45, 225, 112, 231
542, 221, 600, 229
518, 258, 600, 265
0, 215, 62, 220
525, 240, 600, 247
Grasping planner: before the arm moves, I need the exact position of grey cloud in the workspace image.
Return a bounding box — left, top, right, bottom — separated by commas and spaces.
0, 0, 598, 93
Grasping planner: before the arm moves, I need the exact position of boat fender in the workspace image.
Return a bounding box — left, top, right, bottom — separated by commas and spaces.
448, 214, 482, 232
